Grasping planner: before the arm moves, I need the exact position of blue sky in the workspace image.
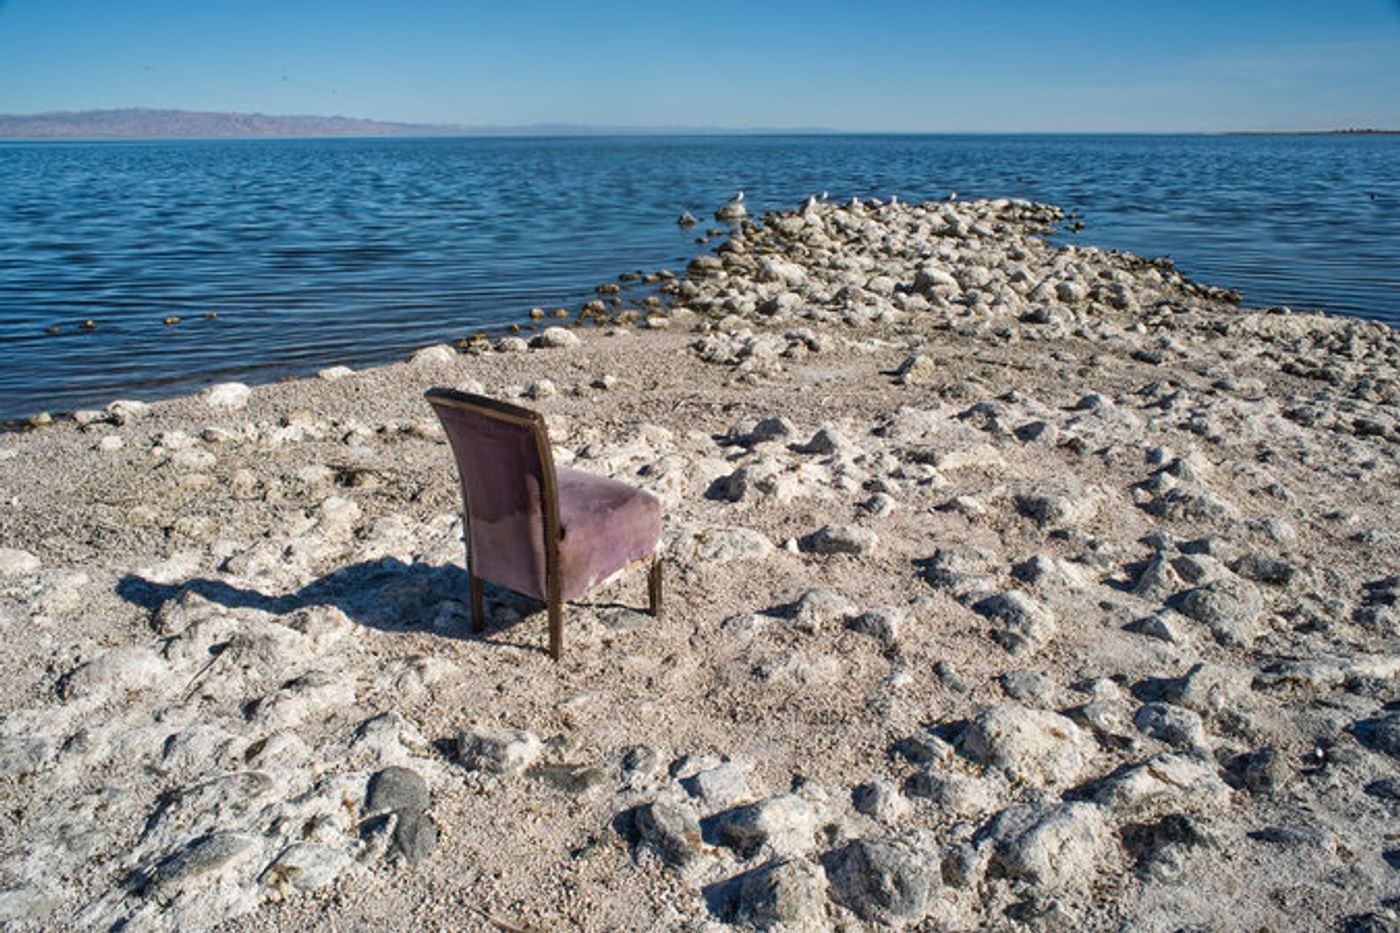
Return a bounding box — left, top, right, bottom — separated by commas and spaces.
1, 0, 1398, 131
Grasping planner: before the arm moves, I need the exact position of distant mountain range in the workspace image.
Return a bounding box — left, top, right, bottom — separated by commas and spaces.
0, 108, 463, 139
0, 108, 830, 139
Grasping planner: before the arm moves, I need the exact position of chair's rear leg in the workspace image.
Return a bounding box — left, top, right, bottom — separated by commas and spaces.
470, 575, 484, 633
648, 558, 663, 618
548, 600, 563, 660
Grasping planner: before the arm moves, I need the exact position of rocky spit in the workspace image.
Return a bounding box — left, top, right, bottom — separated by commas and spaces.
0, 196, 1397, 932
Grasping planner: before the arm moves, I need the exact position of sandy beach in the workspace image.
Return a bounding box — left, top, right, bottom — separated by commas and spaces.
1, 196, 1397, 931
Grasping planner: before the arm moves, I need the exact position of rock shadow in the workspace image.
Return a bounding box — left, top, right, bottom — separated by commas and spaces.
115, 558, 551, 652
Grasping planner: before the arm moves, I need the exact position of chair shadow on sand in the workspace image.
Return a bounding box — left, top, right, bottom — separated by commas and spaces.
114, 557, 619, 656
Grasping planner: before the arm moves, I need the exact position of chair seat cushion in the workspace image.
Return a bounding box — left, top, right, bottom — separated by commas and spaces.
556, 466, 662, 602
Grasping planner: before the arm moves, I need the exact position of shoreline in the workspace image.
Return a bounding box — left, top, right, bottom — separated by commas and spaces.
1, 196, 1397, 930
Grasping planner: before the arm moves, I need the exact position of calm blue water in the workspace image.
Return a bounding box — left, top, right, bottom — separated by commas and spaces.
1, 134, 1397, 421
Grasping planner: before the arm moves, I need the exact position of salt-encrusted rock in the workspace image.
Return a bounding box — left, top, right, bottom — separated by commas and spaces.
409, 344, 457, 366
849, 607, 904, 646
979, 802, 1108, 889
792, 588, 857, 632
682, 762, 750, 811
317, 365, 354, 381
0, 735, 54, 777
201, 381, 251, 410
907, 770, 1005, 819
712, 794, 815, 857
800, 426, 852, 454
804, 524, 877, 556
1352, 711, 1400, 759
923, 546, 1000, 605
1243, 747, 1293, 795
1174, 577, 1263, 645
531, 326, 581, 349
959, 705, 1094, 788
1065, 700, 1139, 752
58, 646, 168, 700
496, 336, 529, 353
668, 525, 774, 565
732, 857, 828, 930
1133, 703, 1209, 750
895, 354, 938, 385
1094, 753, 1231, 819
973, 590, 1058, 655
852, 780, 909, 823
825, 836, 940, 924
526, 379, 556, 400
1159, 663, 1253, 715
1015, 485, 1099, 528
106, 398, 150, 424
633, 801, 705, 870
261, 843, 349, 895
0, 548, 40, 578
458, 728, 543, 776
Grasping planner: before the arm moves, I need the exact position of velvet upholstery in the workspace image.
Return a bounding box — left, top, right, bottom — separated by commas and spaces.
425, 388, 663, 657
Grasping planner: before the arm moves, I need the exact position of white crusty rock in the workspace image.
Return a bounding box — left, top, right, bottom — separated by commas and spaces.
1094, 753, 1232, 819
973, 590, 1058, 655
0, 547, 41, 578
409, 344, 457, 366
959, 705, 1094, 788
457, 728, 543, 776
979, 802, 1108, 890
531, 327, 581, 349
201, 382, 252, 410
804, 524, 877, 556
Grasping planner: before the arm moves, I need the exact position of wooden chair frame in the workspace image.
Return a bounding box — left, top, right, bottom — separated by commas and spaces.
426, 388, 662, 659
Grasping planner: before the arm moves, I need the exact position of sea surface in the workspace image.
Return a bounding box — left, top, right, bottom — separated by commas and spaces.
1, 134, 1397, 421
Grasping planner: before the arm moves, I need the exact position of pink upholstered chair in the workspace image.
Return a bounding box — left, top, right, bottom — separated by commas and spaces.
425, 388, 663, 659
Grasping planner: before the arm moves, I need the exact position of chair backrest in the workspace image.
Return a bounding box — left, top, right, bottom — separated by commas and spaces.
424, 389, 560, 601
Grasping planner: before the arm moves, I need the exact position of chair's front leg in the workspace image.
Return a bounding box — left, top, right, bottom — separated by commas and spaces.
548, 600, 563, 660
648, 558, 663, 619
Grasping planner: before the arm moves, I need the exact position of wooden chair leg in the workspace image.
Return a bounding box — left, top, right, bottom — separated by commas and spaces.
648, 558, 663, 618
547, 599, 563, 660
470, 575, 484, 633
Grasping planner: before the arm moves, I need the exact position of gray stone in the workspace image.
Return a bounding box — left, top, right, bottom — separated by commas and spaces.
1160, 663, 1252, 715
390, 809, 438, 866
1243, 747, 1293, 795
999, 670, 1055, 705
825, 837, 940, 924
367, 766, 430, 814
804, 524, 877, 556
1134, 703, 1209, 750
852, 780, 908, 823
848, 607, 904, 646
793, 588, 857, 631
712, 794, 814, 857
682, 762, 750, 810
973, 591, 1058, 655
527, 762, 609, 795
906, 770, 1004, 819
147, 832, 259, 899
458, 728, 543, 775
732, 857, 828, 930
634, 801, 704, 870
409, 344, 457, 366
1175, 578, 1262, 645
749, 416, 797, 444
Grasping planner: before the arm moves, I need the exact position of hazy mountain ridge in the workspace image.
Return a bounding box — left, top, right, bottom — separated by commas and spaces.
0, 108, 461, 139
0, 108, 833, 139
